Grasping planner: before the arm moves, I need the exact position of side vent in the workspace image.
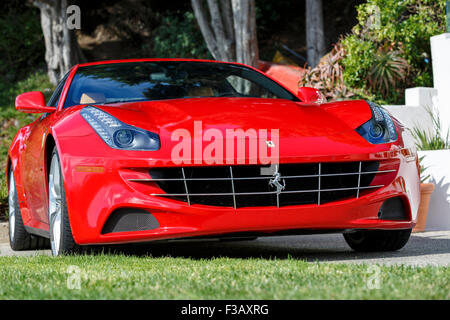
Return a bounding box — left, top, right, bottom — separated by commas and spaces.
101, 208, 159, 234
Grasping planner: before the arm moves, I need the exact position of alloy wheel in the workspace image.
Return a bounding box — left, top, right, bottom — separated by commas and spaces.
49, 155, 62, 255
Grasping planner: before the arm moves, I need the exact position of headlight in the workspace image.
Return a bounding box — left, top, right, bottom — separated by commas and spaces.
356, 101, 397, 144
80, 106, 160, 150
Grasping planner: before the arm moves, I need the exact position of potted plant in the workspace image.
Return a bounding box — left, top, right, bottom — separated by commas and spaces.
411, 108, 449, 232
413, 156, 434, 232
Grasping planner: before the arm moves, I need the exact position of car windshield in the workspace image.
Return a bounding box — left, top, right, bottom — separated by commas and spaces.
63, 61, 299, 108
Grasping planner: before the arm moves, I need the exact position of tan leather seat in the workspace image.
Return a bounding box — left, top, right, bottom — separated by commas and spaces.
187, 87, 214, 97
80, 92, 106, 104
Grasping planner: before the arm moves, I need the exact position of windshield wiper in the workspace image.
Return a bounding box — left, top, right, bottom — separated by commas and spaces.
103, 98, 148, 104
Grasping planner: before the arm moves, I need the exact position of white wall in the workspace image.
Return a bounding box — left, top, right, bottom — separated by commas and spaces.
431, 33, 450, 139
405, 87, 437, 108
418, 150, 450, 231
383, 87, 437, 134
384, 104, 433, 134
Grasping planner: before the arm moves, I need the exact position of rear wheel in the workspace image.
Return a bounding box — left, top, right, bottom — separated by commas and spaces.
48, 148, 78, 256
343, 229, 412, 252
8, 168, 49, 250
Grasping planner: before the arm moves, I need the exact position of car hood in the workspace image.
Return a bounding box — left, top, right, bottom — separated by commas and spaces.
90, 97, 379, 160
95, 97, 371, 134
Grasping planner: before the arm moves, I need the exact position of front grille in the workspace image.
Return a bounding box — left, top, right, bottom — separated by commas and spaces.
134, 161, 392, 208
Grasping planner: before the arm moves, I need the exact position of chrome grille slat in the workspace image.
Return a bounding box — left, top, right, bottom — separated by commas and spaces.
145, 161, 385, 208
149, 184, 384, 197
317, 163, 321, 205
128, 169, 395, 182
229, 166, 237, 209
356, 161, 362, 198
275, 164, 280, 208
181, 167, 190, 205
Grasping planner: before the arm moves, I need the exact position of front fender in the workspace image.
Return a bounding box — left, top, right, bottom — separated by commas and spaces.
317, 100, 373, 130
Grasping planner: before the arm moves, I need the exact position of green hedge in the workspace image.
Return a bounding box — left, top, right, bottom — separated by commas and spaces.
0, 7, 44, 81
151, 12, 211, 59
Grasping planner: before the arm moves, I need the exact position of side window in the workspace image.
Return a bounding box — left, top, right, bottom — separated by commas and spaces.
47, 73, 69, 107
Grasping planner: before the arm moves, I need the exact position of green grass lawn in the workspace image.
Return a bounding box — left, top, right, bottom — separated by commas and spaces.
0, 254, 448, 299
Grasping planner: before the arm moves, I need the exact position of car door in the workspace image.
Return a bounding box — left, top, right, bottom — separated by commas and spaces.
20, 75, 68, 225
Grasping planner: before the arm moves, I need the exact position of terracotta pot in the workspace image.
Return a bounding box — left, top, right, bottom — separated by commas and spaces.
413, 183, 435, 233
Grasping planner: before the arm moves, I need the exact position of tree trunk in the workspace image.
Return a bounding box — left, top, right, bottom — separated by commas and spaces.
34, 0, 85, 85
191, 0, 258, 67
306, 0, 325, 67
231, 0, 258, 68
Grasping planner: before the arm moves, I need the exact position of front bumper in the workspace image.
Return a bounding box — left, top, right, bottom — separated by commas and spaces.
51, 109, 420, 245
61, 153, 420, 245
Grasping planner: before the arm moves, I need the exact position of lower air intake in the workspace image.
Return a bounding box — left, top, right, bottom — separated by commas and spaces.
101, 208, 159, 234
378, 197, 408, 220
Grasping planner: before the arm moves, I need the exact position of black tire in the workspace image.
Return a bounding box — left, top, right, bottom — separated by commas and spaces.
343, 229, 412, 252
48, 147, 78, 256
8, 168, 49, 251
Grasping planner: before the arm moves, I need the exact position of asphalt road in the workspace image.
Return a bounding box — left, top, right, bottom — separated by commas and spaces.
0, 231, 449, 266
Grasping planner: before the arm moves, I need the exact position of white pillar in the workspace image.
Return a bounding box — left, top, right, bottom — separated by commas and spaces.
431, 33, 450, 138
405, 87, 437, 107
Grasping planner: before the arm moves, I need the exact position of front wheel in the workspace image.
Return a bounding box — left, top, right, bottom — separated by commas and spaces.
48, 147, 78, 256
343, 229, 412, 252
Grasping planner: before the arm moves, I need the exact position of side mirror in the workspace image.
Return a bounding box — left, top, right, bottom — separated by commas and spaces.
297, 87, 326, 104
15, 91, 56, 113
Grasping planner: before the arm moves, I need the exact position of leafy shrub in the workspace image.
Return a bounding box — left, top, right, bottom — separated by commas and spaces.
0, 6, 45, 81
341, 0, 446, 104
0, 72, 53, 114
151, 12, 211, 59
299, 43, 356, 101
0, 72, 53, 167
367, 44, 410, 97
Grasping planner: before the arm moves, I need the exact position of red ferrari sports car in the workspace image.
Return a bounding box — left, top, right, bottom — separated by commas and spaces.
6, 59, 420, 256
